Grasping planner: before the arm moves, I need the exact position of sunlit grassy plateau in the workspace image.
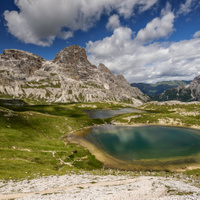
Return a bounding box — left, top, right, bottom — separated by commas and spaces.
0, 100, 200, 180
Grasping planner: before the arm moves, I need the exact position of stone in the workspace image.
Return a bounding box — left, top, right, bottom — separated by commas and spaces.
0, 45, 149, 104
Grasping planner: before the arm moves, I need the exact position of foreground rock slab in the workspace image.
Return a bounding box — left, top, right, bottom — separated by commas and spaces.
0, 174, 199, 200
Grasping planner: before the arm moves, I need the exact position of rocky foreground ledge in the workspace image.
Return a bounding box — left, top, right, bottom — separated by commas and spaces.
0, 172, 199, 200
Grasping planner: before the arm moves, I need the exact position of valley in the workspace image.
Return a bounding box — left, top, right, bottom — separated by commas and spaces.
0, 100, 200, 199
0, 46, 200, 199
0, 100, 200, 179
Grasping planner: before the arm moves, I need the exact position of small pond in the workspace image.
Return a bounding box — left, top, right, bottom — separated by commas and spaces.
83, 125, 200, 162
83, 108, 144, 119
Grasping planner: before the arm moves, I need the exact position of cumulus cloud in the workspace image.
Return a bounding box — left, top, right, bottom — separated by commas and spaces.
136, 4, 175, 43
106, 15, 121, 31
193, 30, 200, 38
87, 27, 133, 59
4, 0, 158, 46
87, 6, 200, 83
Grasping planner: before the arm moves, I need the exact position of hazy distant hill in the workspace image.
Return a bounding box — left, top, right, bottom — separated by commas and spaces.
131, 80, 191, 96
151, 75, 200, 102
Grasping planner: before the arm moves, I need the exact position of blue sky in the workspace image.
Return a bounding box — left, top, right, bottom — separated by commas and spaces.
0, 0, 200, 83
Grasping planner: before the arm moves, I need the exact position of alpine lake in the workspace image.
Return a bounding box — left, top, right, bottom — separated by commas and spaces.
69, 108, 200, 171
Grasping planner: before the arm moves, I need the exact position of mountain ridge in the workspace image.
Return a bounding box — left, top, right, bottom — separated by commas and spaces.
0, 45, 149, 105
131, 80, 191, 96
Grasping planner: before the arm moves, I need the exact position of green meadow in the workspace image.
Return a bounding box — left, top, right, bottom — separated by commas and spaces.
0, 101, 110, 180
0, 100, 200, 180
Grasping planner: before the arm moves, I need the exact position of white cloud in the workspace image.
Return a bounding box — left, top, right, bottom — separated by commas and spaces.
87, 7, 200, 83
87, 27, 133, 59
4, 0, 158, 46
177, 0, 195, 15
116, 0, 158, 18
106, 15, 121, 31
136, 5, 175, 43
178, 0, 192, 15
193, 30, 200, 38
58, 31, 73, 40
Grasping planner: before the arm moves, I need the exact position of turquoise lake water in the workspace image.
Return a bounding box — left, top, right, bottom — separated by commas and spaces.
84, 125, 200, 161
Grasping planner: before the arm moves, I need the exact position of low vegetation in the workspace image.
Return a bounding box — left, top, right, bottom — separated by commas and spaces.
0, 99, 200, 181
0, 101, 113, 180
110, 102, 200, 129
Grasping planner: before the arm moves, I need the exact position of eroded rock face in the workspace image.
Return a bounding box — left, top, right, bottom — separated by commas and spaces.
54, 45, 91, 66
189, 75, 200, 101
0, 45, 149, 105
1, 49, 44, 76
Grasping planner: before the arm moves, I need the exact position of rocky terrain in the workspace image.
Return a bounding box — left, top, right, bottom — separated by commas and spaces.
0, 45, 148, 105
151, 76, 200, 102
0, 173, 200, 200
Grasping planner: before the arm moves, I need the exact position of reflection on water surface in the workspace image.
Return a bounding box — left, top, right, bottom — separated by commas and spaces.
83, 125, 200, 161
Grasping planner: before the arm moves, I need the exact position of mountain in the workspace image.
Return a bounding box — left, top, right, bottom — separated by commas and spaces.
0, 45, 149, 105
151, 75, 200, 102
131, 80, 191, 96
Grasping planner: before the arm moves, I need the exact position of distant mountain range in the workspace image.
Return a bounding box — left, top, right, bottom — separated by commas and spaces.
0, 45, 148, 105
151, 76, 200, 102
131, 80, 191, 96
131, 77, 200, 102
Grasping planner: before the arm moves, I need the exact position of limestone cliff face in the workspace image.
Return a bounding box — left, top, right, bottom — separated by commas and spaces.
1, 49, 44, 76
0, 45, 149, 105
189, 75, 200, 101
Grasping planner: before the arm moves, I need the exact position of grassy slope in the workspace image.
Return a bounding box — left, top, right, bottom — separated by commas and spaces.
110, 103, 200, 128
1, 101, 200, 180
0, 102, 117, 180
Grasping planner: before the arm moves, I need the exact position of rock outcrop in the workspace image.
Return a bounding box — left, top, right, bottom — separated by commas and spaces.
0, 45, 149, 104
151, 75, 200, 102
189, 75, 200, 101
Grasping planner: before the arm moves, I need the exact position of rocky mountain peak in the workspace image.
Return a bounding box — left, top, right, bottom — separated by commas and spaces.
53, 45, 90, 66
0, 45, 149, 105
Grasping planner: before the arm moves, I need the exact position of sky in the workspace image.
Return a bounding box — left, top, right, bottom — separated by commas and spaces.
0, 0, 200, 83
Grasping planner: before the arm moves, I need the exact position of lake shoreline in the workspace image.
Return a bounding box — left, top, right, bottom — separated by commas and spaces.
111, 121, 200, 131
67, 122, 200, 172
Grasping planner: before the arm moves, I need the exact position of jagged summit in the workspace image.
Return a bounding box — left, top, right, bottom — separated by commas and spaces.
0, 45, 149, 105
54, 45, 91, 66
